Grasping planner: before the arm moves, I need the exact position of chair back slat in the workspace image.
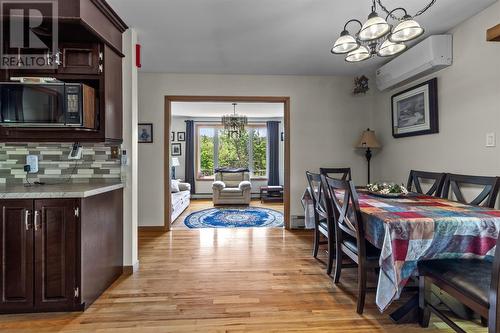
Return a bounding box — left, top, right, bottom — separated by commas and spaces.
321, 175, 365, 254
306, 171, 327, 219
320, 167, 352, 181
441, 174, 500, 208
406, 170, 446, 197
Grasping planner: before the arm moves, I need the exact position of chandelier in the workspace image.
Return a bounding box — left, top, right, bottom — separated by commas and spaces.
222, 103, 248, 138
331, 0, 435, 63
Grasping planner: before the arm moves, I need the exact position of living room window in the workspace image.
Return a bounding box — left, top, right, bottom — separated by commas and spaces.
196, 124, 267, 180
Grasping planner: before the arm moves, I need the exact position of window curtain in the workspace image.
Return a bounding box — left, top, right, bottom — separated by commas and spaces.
185, 120, 196, 193
267, 121, 280, 186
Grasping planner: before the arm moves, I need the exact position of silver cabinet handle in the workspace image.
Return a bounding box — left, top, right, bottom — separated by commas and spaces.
24, 210, 31, 230
34, 211, 40, 231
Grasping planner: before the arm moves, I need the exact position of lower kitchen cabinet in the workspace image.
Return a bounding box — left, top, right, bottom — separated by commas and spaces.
0, 189, 123, 314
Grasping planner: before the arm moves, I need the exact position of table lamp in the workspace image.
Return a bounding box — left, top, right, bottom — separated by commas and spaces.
171, 157, 180, 179
356, 128, 381, 184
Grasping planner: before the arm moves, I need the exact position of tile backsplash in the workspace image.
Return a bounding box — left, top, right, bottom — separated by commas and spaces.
0, 143, 122, 184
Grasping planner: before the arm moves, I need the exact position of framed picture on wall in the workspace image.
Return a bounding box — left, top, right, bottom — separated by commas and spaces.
171, 143, 182, 156
177, 132, 186, 141
171, 132, 175, 141
392, 78, 438, 138
281, 132, 284, 142
138, 123, 153, 143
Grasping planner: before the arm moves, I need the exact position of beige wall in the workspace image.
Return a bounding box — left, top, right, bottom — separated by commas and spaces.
372, 2, 500, 187
122, 29, 139, 267
138, 73, 374, 226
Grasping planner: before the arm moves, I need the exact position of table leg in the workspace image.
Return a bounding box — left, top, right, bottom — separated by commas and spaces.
389, 294, 419, 324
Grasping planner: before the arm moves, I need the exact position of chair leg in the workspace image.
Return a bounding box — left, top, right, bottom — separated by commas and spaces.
312, 228, 320, 258
356, 264, 367, 315
419, 276, 431, 328
333, 246, 343, 284
326, 237, 335, 276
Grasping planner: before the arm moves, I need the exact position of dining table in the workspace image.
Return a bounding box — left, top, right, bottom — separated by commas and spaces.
354, 189, 500, 321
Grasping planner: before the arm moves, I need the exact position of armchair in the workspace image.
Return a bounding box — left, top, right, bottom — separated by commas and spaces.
212, 169, 252, 205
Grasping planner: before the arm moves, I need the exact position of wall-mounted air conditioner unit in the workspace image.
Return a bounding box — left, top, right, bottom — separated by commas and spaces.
376, 35, 453, 91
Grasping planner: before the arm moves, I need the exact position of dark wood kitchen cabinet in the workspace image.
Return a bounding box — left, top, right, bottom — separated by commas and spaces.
0, 0, 127, 143
34, 199, 78, 312
0, 200, 34, 313
0, 199, 78, 313
0, 188, 123, 314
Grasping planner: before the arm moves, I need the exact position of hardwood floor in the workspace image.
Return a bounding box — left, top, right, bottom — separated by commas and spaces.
172, 199, 285, 229
0, 227, 486, 332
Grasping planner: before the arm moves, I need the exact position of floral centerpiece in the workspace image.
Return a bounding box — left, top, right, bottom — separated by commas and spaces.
367, 182, 409, 198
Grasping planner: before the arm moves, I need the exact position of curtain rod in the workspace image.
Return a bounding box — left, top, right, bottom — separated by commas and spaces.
185, 120, 281, 124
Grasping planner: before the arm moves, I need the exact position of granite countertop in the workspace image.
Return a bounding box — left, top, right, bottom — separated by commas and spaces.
0, 182, 124, 199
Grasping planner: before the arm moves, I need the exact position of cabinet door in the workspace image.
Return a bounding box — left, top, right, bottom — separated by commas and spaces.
34, 199, 77, 312
58, 43, 101, 75
104, 45, 123, 141
0, 200, 34, 313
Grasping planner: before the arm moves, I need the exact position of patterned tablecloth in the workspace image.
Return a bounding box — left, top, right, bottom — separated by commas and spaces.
358, 191, 500, 312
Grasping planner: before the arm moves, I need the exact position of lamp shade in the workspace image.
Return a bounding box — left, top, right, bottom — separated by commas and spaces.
377, 39, 406, 57
331, 30, 359, 54
390, 18, 424, 42
356, 129, 381, 149
345, 45, 371, 62
171, 157, 180, 167
359, 12, 390, 41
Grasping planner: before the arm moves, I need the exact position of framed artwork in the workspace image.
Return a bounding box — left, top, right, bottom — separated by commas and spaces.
171, 143, 182, 156
392, 78, 438, 138
281, 132, 284, 142
177, 132, 186, 141
171, 132, 175, 141
138, 123, 153, 143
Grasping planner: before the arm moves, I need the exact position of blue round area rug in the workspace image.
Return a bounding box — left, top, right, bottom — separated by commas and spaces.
184, 207, 284, 229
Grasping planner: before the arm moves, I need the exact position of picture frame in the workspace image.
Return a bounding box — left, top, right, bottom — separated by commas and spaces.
171, 143, 182, 156
177, 132, 186, 142
391, 78, 438, 138
171, 132, 175, 141
138, 123, 153, 143
281, 132, 284, 142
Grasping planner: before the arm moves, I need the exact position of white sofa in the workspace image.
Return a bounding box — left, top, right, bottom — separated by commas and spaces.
171, 180, 191, 222
212, 170, 252, 205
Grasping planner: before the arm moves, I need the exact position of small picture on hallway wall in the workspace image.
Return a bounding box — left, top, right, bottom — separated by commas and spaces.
177, 132, 185, 141
392, 78, 438, 138
138, 123, 153, 143
171, 143, 182, 156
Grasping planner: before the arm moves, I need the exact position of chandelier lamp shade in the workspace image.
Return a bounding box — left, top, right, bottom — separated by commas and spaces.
222, 103, 248, 138
331, 0, 432, 63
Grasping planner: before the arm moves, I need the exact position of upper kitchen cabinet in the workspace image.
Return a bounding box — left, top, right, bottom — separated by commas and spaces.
0, 0, 127, 143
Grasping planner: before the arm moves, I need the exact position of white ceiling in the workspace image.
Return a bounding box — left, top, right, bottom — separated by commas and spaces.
108, 0, 496, 75
172, 102, 284, 118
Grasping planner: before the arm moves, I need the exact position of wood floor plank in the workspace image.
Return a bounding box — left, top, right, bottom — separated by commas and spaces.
0, 223, 487, 332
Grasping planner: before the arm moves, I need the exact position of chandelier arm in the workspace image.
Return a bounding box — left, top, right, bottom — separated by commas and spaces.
377, 0, 436, 20
343, 19, 363, 33
385, 7, 407, 22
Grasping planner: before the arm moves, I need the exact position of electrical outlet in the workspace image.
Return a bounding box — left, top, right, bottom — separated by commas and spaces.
26, 155, 38, 173
111, 146, 120, 159
486, 133, 496, 147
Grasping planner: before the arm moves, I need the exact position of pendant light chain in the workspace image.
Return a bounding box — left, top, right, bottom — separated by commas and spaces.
376, 0, 436, 20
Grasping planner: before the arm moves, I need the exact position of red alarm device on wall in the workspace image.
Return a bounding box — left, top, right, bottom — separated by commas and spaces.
136, 44, 142, 68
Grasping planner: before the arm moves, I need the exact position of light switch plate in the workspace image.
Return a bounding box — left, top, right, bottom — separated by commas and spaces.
486, 133, 496, 147
26, 155, 38, 173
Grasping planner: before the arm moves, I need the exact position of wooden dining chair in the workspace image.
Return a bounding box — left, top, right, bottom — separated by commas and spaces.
320, 167, 352, 181
306, 171, 335, 275
321, 175, 381, 314
441, 174, 500, 208
418, 233, 500, 333
407, 170, 446, 197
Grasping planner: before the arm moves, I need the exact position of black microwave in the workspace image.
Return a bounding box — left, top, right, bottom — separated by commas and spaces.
0, 82, 96, 128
